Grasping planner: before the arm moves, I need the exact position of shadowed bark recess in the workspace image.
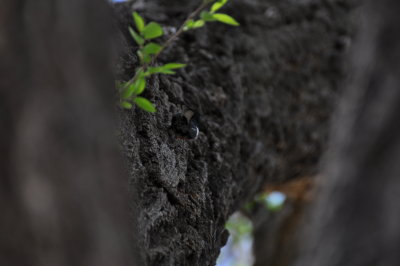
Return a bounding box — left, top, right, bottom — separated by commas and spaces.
0, 1, 133, 265
115, 0, 352, 265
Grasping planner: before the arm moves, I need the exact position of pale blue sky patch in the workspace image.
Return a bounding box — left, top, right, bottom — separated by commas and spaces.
265, 191, 286, 211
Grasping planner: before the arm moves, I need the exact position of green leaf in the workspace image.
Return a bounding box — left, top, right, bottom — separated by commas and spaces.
122, 83, 137, 99
162, 63, 186, 69
184, 19, 206, 30
158, 69, 176, 74
121, 101, 133, 109
129, 27, 144, 45
121, 84, 136, 99
135, 68, 145, 79
134, 77, 146, 95
146, 67, 158, 75
121, 69, 146, 99
212, 13, 240, 26
200, 11, 216, 22
210, 0, 228, 13
134, 97, 156, 112
137, 50, 151, 64
143, 43, 163, 55
133, 12, 145, 33
142, 22, 163, 39
146, 63, 185, 74
192, 20, 205, 28
147, 67, 176, 75
184, 19, 195, 31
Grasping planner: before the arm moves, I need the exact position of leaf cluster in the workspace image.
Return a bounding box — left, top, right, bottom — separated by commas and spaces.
119, 0, 239, 112
119, 13, 186, 112
184, 0, 239, 30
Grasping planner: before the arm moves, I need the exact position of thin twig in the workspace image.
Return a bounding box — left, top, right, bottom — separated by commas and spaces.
152, 0, 212, 63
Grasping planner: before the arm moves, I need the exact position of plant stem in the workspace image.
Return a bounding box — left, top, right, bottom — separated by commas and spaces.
152, 0, 212, 63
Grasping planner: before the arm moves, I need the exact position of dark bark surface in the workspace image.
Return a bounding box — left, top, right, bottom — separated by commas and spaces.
115, 0, 352, 265
297, 0, 400, 265
0, 1, 133, 265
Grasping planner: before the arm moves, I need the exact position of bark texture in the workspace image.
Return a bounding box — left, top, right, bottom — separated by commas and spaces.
297, 0, 400, 265
0, 1, 133, 265
115, 0, 351, 265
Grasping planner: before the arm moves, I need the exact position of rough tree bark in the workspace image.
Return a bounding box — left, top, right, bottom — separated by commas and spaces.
0, 1, 134, 265
297, 0, 400, 265
1, 0, 368, 265
114, 0, 351, 265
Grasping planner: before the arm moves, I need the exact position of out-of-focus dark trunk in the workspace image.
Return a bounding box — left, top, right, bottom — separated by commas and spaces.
0, 1, 134, 265
296, 0, 400, 265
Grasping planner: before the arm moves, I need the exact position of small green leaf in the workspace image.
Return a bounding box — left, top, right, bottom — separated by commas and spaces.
200, 11, 216, 22
129, 27, 144, 45
162, 63, 186, 69
121, 101, 133, 109
146, 63, 185, 75
213, 13, 239, 26
134, 97, 156, 112
137, 50, 151, 64
122, 83, 137, 99
147, 67, 175, 75
133, 12, 145, 33
142, 22, 163, 39
121, 70, 146, 99
135, 68, 145, 79
143, 43, 163, 55
146, 67, 159, 75
134, 77, 146, 95
184, 19, 205, 30
192, 20, 205, 28
158, 69, 176, 74
210, 0, 228, 13
184, 19, 195, 31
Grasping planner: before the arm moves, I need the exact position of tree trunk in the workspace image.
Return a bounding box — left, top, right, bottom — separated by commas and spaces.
0, 1, 134, 265
296, 0, 400, 265
114, 0, 351, 265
